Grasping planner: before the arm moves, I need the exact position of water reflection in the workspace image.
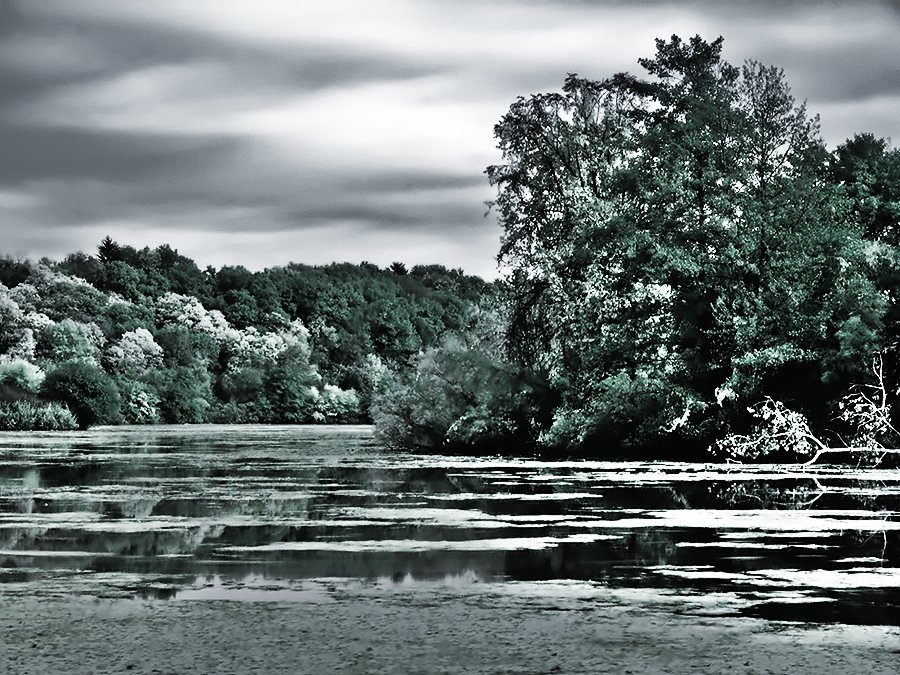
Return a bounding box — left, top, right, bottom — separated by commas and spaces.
1, 425, 898, 624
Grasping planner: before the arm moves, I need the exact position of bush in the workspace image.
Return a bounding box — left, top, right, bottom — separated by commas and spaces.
149, 366, 212, 424
117, 380, 162, 425
0, 358, 45, 393
0, 399, 78, 431
372, 338, 538, 451
41, 360, 121, 429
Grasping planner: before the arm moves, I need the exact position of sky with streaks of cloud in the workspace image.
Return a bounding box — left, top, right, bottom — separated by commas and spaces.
1, 0, 899, 280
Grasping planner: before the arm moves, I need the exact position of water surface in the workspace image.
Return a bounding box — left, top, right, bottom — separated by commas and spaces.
1, 425, 898, 625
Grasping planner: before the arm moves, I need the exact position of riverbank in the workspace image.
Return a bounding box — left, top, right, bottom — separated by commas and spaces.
2, 581, 898, 675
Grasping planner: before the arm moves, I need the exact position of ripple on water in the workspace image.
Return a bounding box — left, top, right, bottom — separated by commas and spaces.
1, 425, 898, 623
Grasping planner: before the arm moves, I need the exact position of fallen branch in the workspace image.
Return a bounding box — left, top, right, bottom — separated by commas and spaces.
715, 352, 900, 465
801, 447, 900, 466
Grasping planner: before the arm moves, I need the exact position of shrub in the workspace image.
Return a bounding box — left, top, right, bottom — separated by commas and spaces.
41, 360, 121, 429
372, 338, 538, 451
0, 399, 78, 431
0, 358, 45, 393
117, 380, 162, 425
149, 366, 212, 424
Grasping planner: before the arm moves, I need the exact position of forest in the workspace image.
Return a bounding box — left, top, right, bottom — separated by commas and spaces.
2, 35, 900, 462
0, 241, 497, 438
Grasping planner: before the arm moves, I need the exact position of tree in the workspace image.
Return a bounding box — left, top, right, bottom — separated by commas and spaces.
97, 236, 122, 263
105, 328, 164, 375
832, 133, 900, 244
149, 366, 212, 424
487, 34, 884, 455
42, 360, 121, 429
0, 358, 45, 393
40, 318, 106, 364
0, 256, 32, 288
0, 287, 31, 358
260, 361, 318, 423
102, 261, 144, 301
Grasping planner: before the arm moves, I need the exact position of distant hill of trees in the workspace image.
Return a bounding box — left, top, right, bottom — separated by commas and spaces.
0, 238, 497, 434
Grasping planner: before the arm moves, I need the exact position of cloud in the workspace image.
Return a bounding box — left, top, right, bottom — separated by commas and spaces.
1, 0, 898, 281
0, 125, 237, 182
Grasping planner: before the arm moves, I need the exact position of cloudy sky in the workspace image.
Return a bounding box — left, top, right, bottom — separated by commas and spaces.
1, 0, 899, 280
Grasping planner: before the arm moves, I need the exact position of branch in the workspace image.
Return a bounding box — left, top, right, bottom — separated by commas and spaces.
801, 447, 900, 466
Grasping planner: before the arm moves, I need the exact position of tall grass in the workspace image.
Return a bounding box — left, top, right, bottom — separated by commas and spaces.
0, 400, 78, 431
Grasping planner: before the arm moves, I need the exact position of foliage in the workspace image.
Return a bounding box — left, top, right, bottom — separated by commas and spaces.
832, 133, 900, 244
3, 38, 899, 457
373, 334, 540, 452
154, 324, 220, 370
104, 328, 164, 375
834, 353, 900, 449
711, 350, 900, 463
148, 366, 212, 424
486, 34, 891, 456
0, 256, 32, 288
41, 360, 121, 429
25, 263, 109, 323
116, 379, 162, 425
312, 384, 361, 423
540, 371, 717, 457
259, 361, 317, 424
39, 318, 106, 364
0, 285, 35, 359
0, 399, 78, 431
0, 358, 45, 393
0, 235, 492, 431
710, 397, 822, 460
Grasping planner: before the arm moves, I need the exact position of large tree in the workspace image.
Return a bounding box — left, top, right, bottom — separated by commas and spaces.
488, 35, 884, 455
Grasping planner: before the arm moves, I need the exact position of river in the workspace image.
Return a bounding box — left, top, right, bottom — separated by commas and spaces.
1, 424, 898, 626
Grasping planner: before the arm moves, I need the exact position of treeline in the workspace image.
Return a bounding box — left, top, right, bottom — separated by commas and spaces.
0, 240, 496, 433
377, 35, 900, 461
6, 35, 900, 463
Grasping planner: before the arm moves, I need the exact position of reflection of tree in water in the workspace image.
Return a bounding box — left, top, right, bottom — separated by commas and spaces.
711, 477, 899, 563
622, 529, 679, 567
712, 477, 899, 510
503, 528, 681, 582
714, 479, 831, 509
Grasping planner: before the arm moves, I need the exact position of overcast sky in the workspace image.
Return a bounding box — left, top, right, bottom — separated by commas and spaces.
1, 0, 899, 280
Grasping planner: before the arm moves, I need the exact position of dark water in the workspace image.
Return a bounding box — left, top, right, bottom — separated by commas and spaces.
1, 425, 899, 625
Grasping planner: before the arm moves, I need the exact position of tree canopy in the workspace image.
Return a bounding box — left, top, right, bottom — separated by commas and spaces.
486, 34, 899, 456
0, 240, 493, 430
